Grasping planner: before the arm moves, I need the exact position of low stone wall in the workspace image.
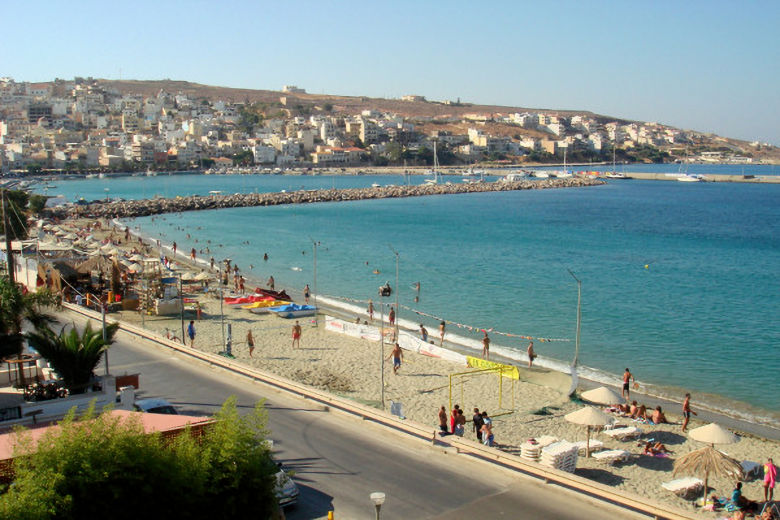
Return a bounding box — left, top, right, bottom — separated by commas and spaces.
47, 178, 605, 219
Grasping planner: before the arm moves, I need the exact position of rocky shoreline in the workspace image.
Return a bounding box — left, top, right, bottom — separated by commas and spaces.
47, 177, 605, 219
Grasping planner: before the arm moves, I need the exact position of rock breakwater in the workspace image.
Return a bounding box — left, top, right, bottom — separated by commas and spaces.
48, 177, 605, 220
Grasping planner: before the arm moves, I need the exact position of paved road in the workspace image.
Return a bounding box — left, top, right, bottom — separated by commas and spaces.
79, 313, 644, 520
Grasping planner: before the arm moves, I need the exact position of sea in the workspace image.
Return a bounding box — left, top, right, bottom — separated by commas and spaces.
34, 164, 780, 427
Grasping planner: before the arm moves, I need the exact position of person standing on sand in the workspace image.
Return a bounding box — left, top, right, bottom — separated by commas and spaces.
173, 241, 177, 256
291, 321, 302, 349
450, 404, 460, 433
527, 341, 536, 368
764, 457, 776, 502
246, 329, 255, 357
439, 321, 446, 346
388, 307, 395, 326
472, 408, 484, 442
681, 393, 697, 432
190, 248, 196, 261
622, 368, 634, 399
303, 284, 310, 304
482, 331, 490, 360
367, 300, 374, 321
210, 257, 215, 270
268, 275, 275, 290
386, 343, 403, 375
419, 324, 428, 343
187, 320, 196, 347
454, 409, 466, 436
438, 406, 448, 434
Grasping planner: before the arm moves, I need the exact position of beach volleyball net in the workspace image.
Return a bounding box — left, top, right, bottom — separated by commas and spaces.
448, 366, 517, 416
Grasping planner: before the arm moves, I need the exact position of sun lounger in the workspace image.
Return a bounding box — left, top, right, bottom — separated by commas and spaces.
535, 435, 559, 448
572, 439, 604, 455
603, 426, 642, 440
592, 449, 630, 465
661, 477, 704, 500
741, 460, 761, 480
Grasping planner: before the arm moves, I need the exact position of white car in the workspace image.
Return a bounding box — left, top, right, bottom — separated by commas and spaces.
275, 462, 299, 508
133, 398, 178, 415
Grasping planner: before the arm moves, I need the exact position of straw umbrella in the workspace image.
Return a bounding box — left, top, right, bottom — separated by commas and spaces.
564, 406, 612, 457
194, 271, 211, 281
581, 386, 622, 406
673, 446, 743, 505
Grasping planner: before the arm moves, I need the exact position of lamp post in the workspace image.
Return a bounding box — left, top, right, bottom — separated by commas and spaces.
389, 246, 399, 338
369, 492, 386, 520
566, 269, 582, 396
310, 237, 318, 327
102, 302, 109, 375
379, 302, 385, 409
179, 274, 185, 344
219, 270, 225, 350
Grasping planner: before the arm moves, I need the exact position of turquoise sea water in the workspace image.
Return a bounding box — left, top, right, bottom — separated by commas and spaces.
36, 166, 780, 424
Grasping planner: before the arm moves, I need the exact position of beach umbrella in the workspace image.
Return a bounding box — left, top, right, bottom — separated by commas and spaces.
673, 445, 743, 505
580, 386, 622, 405
128, 263, 143, 274
689, 423, 740, 447
181, 271, 196, 281
194, 271, 212, 281
129, 254, 144, 262
564, 406, 612, 457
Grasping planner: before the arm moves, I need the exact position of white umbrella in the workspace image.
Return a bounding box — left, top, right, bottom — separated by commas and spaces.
564, 406, 613, 457
581, 386, 623, 405
689, 423, 739, 446
64, 233, 78, 240
128, 263, 143, 273
194, 271, 212, 281
129, 254, 144, 262
181, 271, 196, 281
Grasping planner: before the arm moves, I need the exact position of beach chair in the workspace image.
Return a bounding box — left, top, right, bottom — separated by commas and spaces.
603, 426, 642, 440
740, 460, 761, 481
592, 449, 631, 465
661, 477, 704, 500
572, 439, 604, 455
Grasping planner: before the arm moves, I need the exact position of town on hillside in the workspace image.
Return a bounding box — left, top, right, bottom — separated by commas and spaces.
1, 77, 776, 175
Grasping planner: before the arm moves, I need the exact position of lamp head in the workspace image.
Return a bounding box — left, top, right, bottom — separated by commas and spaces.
369, 492, 386, 506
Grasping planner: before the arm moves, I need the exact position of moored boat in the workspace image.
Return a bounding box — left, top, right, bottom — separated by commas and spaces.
268, 304, 317, 319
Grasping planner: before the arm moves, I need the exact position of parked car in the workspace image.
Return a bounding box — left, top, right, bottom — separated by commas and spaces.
133, 398, 178, 415
275, 461, 299, 508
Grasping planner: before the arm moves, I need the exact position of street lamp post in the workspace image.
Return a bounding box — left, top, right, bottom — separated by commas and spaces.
179, 274, 185, 344
379, 303, 385, 409
219, 270, 225, 350
370, 492, 386, 520
102, 302, 109, 375
390, 246, 399, 338
310, 237, 318, 327
566, 269, 582, 395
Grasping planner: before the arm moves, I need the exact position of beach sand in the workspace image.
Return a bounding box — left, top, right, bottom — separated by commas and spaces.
62, 218, 779, 515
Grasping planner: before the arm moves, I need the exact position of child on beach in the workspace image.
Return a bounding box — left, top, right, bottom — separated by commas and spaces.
291, 321, 302, 349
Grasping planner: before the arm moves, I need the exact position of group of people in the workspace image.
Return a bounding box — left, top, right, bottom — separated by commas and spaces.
437, 405, 495, 447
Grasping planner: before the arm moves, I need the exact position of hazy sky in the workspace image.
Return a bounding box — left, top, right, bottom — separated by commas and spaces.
4, 1, 779, 144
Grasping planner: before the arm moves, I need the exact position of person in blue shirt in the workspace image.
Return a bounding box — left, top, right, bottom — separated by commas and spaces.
187, 320, 196, 347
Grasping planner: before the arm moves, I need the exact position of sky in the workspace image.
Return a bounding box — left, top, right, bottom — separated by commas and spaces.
3, 1, 779, 144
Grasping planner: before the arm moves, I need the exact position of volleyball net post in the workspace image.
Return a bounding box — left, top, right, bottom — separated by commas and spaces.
448, 366, 516, 414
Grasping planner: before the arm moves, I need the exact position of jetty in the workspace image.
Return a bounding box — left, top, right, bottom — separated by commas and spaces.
622, 172, 780, 183
46, 177, 604, 219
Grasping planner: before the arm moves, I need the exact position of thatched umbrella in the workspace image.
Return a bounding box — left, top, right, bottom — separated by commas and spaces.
581, 386, 622, 406
564, 406, 612, 457
673, 446, 743, 505
194, 271, 212, 281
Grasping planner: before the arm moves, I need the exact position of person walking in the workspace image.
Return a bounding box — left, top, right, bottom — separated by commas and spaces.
267, 275, 275, 290
482, 331, 490, 360
303, 284, 310, 304
764, 457, 776, 503
246, 329, 255, 357
367, 300, 374, 321
681, 393, 697, 432
439, 321, 446, 346
386, 343, 403, 375
388, 307, 395, 326
527, 340, 536, 367
622, 368, 635, 399
291, 321, 302, 349
187, 320, 196, 347
419, 324, 428, 343
472, 408, 484, 442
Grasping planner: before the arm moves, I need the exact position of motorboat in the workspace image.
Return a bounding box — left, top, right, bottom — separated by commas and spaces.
530, 171, 549, 178
605, 172, 629, 179
268, 304, 317, 318
677, 174, 703, 182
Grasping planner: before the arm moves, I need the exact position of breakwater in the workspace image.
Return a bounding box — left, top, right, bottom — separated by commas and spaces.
47, 177, 604, 219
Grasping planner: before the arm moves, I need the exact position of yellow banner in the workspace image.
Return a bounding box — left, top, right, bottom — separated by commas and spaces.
466, 356, 519, 380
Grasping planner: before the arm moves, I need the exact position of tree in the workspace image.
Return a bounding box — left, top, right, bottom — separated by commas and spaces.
0, 397, 279, 520
0, 276, 57, 359
27, 195, 48, 216
1, 190, 31, 240
26, 321, 119, 394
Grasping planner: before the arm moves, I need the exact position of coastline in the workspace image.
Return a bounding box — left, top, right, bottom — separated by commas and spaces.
112, 218, 780, 437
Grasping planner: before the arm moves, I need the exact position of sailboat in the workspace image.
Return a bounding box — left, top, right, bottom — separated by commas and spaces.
605, 145, 628, 179
424, 141, 439, 185
676, 150, 702, 182
555, 146, 573, 178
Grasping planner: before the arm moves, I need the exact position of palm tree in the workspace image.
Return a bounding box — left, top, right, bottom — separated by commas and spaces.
0, 275, 57, 359
27, 321, 119, 395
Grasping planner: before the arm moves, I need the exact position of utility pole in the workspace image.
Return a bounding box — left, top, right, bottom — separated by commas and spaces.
1, 189, 15, 283
566, 269, 582, 395
380, 303, 385, 410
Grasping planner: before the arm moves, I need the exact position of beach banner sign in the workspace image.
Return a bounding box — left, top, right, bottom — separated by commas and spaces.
324, 316, 382, 341
398, 331, 467, 364
466, 356, 520, 380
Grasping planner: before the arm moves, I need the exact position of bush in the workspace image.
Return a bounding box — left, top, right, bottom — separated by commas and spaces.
0, 397, 279, 520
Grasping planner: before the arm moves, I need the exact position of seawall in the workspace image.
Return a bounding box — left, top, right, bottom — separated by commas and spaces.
623, 172, 780, 183
46, 177, 604, 219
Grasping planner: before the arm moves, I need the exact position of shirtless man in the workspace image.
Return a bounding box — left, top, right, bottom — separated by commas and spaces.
387, 343, 403, 375
682, 393, 697, 432
527, 341, 536, 368
438, 406, 449, 434
622, 368, 634, 399
419, 324, 428, 342
481, 331, 490, 360
291, 321, 302, 349
439, 321, 446, 346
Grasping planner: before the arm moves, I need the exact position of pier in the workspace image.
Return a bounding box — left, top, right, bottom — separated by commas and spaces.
46, 177, 604, 219
621, 172, 780, 183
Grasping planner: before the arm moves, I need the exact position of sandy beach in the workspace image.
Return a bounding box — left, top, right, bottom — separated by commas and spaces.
56, 218, 779, 516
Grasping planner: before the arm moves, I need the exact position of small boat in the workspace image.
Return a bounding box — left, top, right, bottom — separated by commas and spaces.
243, 300, 290, 311
224, 294, 273, 306
530, 171, 549, 178
503, 172, 527, 182
605, 172, 629, 179
254, 288, 292, 301
371, 183, 381, 188
268, 304, 317, 319
677, 174, 703, 182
